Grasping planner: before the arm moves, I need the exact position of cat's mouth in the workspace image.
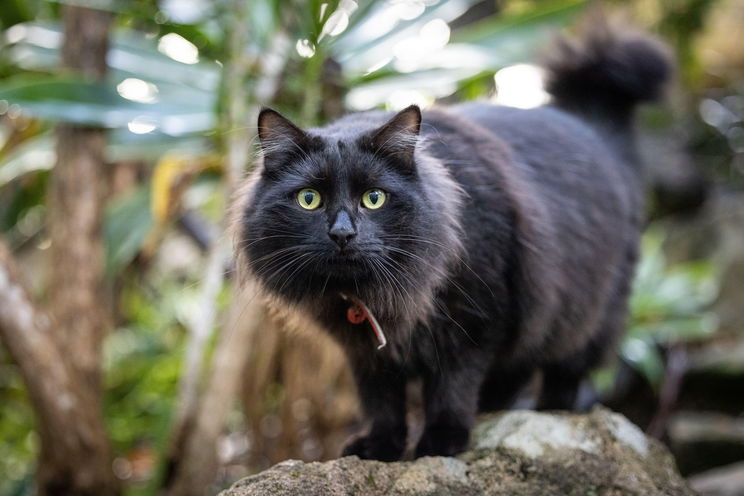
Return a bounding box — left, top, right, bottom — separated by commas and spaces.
321, 251, 374, 278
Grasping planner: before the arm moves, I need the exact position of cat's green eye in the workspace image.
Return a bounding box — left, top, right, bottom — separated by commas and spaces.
297, 188, 322, 210
362, 189, 386, 210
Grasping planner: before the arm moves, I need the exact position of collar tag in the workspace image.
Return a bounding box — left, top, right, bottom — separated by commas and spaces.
340, 294, 387, 350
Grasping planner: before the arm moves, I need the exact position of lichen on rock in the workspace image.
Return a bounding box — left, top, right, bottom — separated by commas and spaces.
220, 407, 695, 496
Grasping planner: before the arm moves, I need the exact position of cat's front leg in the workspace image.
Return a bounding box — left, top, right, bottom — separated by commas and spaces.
415, 365, 482, 457
342, 361, 407, 461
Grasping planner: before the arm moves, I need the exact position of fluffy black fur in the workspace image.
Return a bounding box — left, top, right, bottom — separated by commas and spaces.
233, 23, 672, 461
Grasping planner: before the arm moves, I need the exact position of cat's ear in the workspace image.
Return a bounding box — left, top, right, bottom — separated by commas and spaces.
257, 107, 310, 159
368, 105, 421, 167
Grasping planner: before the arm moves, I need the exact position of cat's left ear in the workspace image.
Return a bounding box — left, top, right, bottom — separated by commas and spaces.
257, 107, 310, 156
367, 105, 421, 167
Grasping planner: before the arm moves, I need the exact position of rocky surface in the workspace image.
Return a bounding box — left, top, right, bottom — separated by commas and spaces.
220, 407, 695, 496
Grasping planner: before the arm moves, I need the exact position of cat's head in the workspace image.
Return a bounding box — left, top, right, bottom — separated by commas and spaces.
236, 105, 462, 318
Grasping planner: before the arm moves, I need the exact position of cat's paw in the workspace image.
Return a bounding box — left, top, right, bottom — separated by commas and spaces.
415, 425, 470, 457
341, 434, 405, 462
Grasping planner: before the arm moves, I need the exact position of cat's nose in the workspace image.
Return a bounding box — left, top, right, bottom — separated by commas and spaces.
329, 210, 357, 248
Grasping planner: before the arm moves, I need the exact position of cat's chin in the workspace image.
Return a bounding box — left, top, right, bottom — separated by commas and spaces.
312, 272, 372, 295
260, 266, 378, 305
314, 253, 375, 279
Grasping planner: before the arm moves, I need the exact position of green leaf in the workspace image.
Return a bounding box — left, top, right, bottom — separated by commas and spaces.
104, 185, 153, 276
106, 129, 211, 163
0, 133, 54, 188
0, 0, 35, 29
591, 363, 619, 397
621, 337, 665, 389
451, 0, 587, 45
4, 21, 221, 90
346, 67, 482, 110
0, 75, 215, 133
338, 0, 479, 60
338, 0, 587, 108
337, 0, 482, 76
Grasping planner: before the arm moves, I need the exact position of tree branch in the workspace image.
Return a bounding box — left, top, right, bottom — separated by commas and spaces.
0, 239, 118, 496
163, 7, 291, 493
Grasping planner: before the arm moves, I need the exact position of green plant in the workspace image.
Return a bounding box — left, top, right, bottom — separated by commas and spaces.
622, 229, 719, 389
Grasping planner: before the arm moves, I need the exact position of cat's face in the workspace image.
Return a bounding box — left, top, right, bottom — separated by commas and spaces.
239, 106, 442, 309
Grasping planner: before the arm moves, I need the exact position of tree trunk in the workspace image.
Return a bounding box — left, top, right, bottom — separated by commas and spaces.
0, 241, 119, 496
46, 5, 112, 391
0, 5, 119, 495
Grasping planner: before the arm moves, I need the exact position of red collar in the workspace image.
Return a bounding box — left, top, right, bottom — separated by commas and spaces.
340, 293, 387, 350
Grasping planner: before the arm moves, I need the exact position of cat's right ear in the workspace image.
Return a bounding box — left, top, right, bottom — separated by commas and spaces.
365, 105, 421, 170
257, 108, 310, 164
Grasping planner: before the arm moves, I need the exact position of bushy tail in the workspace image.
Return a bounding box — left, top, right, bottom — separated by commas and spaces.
543, 13, 673, 142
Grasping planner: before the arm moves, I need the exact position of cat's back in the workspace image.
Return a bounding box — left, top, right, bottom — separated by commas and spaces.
421, 102, 640, 231
451, 102, 636, 193
452, 102, 598, 150
455, 102, 635, 177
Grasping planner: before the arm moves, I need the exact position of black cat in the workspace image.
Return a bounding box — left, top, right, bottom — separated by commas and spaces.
232, 23, 672, 461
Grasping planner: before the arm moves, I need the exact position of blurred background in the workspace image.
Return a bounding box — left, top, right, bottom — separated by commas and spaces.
0, 0, 742, 495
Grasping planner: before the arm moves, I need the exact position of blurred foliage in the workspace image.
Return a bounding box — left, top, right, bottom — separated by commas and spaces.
105, 185, 153, 276
102, 281, 191, 492
622, 230, 720, 390
694, 90, 744, 186
0, 0, 741, 494
640, 0, 744, 186
0, 348, 36, 495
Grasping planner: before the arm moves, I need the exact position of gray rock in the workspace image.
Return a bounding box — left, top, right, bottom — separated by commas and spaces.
220, 407, 695, 496
689, 460, 744, 496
